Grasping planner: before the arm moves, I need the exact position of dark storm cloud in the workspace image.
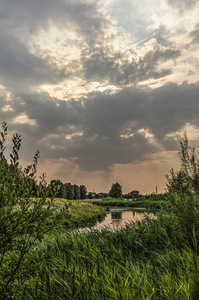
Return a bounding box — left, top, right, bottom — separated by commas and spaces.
80, 83, 199, 143
0, 29, 67, 91
189, 24, 199, 43
0, 0, 182, 95
136, 47, 180, 82
82, 46, 180, 85
59, 82, 199, 171
0, 0, 198, 174
65, 133, 156, 171
4, 82, 199, 171
0, 0, 110, 44
0, 0, 112, 93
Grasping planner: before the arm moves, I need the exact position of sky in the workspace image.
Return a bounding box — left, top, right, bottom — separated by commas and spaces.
0, 0, 199, 194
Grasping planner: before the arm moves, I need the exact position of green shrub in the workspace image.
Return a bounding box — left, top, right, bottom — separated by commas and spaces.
166, 133, 199, 249
0, 122, 63, 297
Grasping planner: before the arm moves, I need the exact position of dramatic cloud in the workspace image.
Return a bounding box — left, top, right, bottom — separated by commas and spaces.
190, 23, 199, 43
3, 83, 199, 172
0, 0, 199, 193
82, 44, 180, 86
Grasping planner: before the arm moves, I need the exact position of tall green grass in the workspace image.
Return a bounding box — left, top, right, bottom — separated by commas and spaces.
9, 205, 199, 299
61, 203, 107, 229
3, 193, 199, 299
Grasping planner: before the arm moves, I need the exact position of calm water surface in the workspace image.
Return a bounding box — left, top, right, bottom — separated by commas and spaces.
93, 207, 154, 231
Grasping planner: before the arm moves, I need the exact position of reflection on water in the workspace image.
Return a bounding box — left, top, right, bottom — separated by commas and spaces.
111, 211, 122, 220
93, 208, 154, 231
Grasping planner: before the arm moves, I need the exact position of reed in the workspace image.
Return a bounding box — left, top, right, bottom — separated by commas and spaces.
9, 206, 199, 299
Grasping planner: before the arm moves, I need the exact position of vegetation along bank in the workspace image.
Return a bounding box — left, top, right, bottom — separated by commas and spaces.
91, 195, 171, 210
1, 123, 199, 299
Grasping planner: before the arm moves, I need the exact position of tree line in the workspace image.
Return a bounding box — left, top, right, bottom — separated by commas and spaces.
48, 179, 87, 200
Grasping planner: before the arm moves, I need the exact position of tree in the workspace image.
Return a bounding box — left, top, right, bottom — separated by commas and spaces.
80, 185, 87, 199
73, 184, 80, 200
179, 133, 199, 193
87, 192, 93, 199
66, 183, 74, 199
109, 182, 122, 199
166, 133, 199, 195
166, 169, 190, 194
0, 122, 63, 296
49, 179, 67, 198
166, 133, 199, 248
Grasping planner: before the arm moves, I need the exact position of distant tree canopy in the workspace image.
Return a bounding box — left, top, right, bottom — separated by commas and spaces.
66, 183, 74, 200
74, 184, 80, 200
87, 192, 93, 199
80, 185, 87, 199
49, 180, 66, 198
48, 180, 87, 200
109, 182, 122, 199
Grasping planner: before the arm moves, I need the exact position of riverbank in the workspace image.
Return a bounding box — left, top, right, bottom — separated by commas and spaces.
28, 198, 107, 229
91, 198, 171, 209
3, 193, 199, 299
63, 202, 107, 228
3, 193, 198, 300
10, 206, 199, 299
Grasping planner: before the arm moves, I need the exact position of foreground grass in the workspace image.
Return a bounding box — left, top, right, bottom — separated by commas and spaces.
9, 211, 199, 300
3, 193, 199, 299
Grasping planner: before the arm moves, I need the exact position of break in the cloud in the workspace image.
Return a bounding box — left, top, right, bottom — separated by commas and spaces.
0, 0, 199, 194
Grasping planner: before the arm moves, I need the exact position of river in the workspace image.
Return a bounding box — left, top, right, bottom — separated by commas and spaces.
92, 207, 154, 231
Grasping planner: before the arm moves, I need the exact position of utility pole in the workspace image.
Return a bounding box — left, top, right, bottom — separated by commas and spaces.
156, 186, 157, 195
